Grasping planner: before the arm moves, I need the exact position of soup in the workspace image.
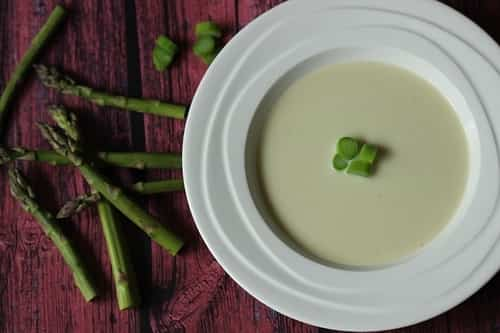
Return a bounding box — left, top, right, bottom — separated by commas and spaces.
257, 62, 468, 267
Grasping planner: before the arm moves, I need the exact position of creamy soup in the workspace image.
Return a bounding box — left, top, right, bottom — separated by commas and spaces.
256, 61, 468, 267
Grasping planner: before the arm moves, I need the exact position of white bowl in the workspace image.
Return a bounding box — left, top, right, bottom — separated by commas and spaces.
183, 0, 500, 331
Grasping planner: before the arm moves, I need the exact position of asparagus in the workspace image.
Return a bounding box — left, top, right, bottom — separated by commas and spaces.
49, 105, 80, 142
96, 152, 182, 169
0, 147, 182, 169
57, 179, 184, 218
0, 6, 67, 135
35, 65, 186, 119
97, 200, 140, 310
57, 192, 101, 219
51, 108, 142, 310
39, 123, 184, 255
8, 167, 97, 301
131, 179, 184, 195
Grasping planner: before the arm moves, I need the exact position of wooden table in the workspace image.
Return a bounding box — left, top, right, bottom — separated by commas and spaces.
0, 1, 499, 332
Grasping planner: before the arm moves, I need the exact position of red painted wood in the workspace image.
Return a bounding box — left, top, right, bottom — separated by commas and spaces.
1, 1, 500, 333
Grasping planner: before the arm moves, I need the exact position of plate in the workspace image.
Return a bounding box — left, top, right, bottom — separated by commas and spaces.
183, 1, 500, 331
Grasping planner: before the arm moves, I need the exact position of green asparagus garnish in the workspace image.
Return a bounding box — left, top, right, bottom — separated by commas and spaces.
332, 154, 348, 171
38, 123, 183, 255
0, 147, 182, 169
34, 65, 186, 119
337, 137, 361, 160
0, 5, 67, 135
97, 200, 140, 310
8, 167, 98, 301
57, 179, 184, 218
346, 160, 372, 177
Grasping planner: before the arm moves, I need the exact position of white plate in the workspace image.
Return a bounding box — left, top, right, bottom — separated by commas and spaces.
183, 0, 500, 331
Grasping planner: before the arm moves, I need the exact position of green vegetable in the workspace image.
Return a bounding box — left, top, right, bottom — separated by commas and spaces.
332, 154, 348, 171
57, 179, 184, 218
153, 35, 178, 71
56, 192, 101, 219
337, 137, 361, 160
195, 21, 222, 38
346, 160, 372, 177
50, 109, 140, 310
131, 179, 184, 195
8, 167, 98, 302
193, 36, 216, 56
193, 21, 222, 65
0, 147, 182, 169
358, 144, 378, 164
96, 152, 182, 169
97, 200, 140, 310
38, 122, 184, 255
35, 65, 186, 119
0, 5, 67, 136
49, 105, 80, 142
200, 52, 218, 65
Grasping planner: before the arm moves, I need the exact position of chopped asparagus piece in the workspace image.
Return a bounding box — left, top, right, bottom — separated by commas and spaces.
358, 144, 378, 164
332, 154, 348, 171
337, 137, 361, 160
195, 21, 222, 38
347, 160, 372, 177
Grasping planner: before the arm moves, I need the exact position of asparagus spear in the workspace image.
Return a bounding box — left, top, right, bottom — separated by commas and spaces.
97, 200, 140, 310
57, 179, 184, 219
0, 147, 182, 169
38, 123, 183, 255
51, 107, 142, 310
8, 167, 97, 301
0, 5, 67, 135
131, 179, 184, 195
34, 65, 186, 119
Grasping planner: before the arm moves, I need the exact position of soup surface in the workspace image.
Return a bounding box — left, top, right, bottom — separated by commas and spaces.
257, 61, 469, 267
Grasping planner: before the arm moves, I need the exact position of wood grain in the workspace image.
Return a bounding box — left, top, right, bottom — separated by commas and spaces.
1, 1, 500, 333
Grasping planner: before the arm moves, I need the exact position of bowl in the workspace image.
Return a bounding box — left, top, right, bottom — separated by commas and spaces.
183, 0, 500, 331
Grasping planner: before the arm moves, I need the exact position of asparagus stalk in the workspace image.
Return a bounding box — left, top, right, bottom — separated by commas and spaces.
0, 6, 67, 135
96, 152, 182, 169
0, 147, 182, 169
131, 179, 184, 195
57, 179, 184, 218
34, 65, 186, 119
38, 123, 183, 255
8, 167, 97, 301
51, 108, 141, 310
97, 200, 140, 310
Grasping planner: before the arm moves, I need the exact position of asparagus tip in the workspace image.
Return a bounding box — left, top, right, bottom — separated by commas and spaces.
8, 167, 37, 211
34, 64, 75, 91
57, 192, 101, 219
38, 122, 82, 165
0, 147, 11, 164
49, 105, 80, 142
